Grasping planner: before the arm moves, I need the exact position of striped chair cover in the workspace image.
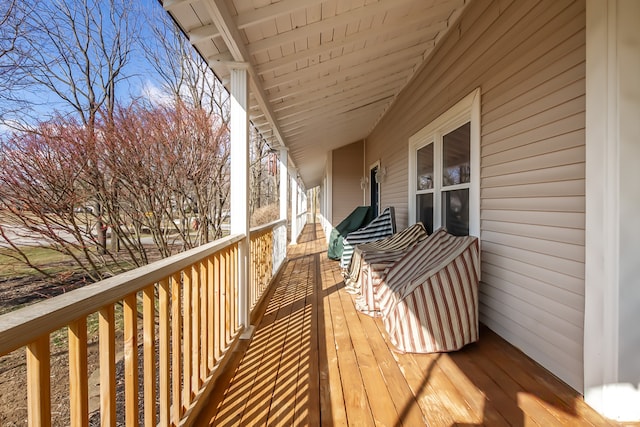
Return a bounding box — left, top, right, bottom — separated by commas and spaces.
345, 224, 429, 317
344, 222, 428, 291
340, 207, 396, 269
377, 228, 480, 353
354, 251, 406, 316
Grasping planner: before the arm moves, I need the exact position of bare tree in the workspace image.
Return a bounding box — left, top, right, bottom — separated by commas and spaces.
102, 101, 230, 253
15, 0, 138, 252
142, 9, 232, 241
20, 0, 136, 125
0, 1, 19, 57
0, 101, 231, 280
0, 0, 33, 116
0, 118, 124, 281
249, 124, 280, 226
143, 9, 229, 120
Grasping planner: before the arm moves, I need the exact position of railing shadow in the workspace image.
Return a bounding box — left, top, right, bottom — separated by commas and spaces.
196, 223, 340, 425
393, 353, 441, 427
196, 222, 596, 426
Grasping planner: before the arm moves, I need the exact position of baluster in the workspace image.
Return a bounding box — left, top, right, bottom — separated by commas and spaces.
158, 278, 170, 426
27, 335, 51, 427
143, 285, 156, 427
123, 294, 139, 427
99, 306, 116, 427
68, 319, 88, 427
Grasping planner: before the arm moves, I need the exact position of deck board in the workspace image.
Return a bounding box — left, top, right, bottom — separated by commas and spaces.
197, 223, 619, 426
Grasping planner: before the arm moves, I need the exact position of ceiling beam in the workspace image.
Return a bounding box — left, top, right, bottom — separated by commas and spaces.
206, 51, 234, 64
202, 0, 289, 152
246, 0, 417, 55
266, 57, 418, 103
236, 0, 323, 29
285, 110, 381, 143
188, 23, 219, 45
261, 42, 429, 91
284, 96, 389, 130
256, 14, 447, 76
273, 73, 408, 114
162, 0, 200, 13
282, 91, 395, 135
276, 85, 401, 124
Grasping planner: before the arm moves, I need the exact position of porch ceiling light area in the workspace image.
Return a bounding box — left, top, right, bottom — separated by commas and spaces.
164, 0, 467, 187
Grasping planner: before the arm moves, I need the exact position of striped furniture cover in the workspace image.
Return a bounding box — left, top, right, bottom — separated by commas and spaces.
340, 207, 396, 269
345, 224, 429, 318
377, 228, 480, 353
354, 251, 407, 316
344, 222, 428, 291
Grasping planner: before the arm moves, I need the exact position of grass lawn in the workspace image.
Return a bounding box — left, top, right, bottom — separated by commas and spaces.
0, 246, 75, 279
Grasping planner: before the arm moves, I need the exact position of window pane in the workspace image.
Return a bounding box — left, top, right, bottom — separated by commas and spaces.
442, 189, 469, 236
417, 193, 434, 234
417, 143, 434, 190
443, 122, 470, 186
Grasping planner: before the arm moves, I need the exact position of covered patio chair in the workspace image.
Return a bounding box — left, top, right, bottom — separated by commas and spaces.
327, 206, 374, 260
377, 228, 480, 353
339, 207, 396, 269
344, 223, 428, 316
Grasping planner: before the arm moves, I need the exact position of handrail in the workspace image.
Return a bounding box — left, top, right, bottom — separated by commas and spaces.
250, 218, 286, 235
0, 219, 288, 426
0, 233, 245, 356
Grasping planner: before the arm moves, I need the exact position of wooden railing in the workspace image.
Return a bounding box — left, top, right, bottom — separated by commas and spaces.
296, 211, 308, 241
0, 220, 288, 426
249, 219, 287, 311
317, 213, 333, 245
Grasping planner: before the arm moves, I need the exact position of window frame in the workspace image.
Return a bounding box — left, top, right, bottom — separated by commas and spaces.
408, 88, 481, 237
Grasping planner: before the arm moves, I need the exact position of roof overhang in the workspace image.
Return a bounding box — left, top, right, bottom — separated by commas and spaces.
163, 0, 467, 188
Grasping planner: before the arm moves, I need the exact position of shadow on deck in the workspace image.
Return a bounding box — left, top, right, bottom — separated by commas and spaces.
196, 224, 616, 426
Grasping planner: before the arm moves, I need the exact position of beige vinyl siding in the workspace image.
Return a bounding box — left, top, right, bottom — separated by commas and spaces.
367, 137, 410, 229
331, 140, 364, 225
365, 0, 586, 391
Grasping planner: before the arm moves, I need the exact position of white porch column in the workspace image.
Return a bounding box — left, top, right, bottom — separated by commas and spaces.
326, 154, 333, 225
290, 174, 298, 244
585, 0, 640, 421
279, 148, 288, 222
229, 66, 252, 338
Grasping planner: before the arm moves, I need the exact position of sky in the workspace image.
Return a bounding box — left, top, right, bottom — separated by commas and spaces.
0, 0, 176, 134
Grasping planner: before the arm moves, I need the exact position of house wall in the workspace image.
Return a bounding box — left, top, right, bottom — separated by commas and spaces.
365, 0, 586, 391
331, 140, 365, 225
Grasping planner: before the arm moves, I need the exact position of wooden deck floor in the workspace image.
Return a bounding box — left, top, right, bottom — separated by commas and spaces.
196, 224, 617, 426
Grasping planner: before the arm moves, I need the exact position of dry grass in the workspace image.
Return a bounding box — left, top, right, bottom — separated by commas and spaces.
250, 203, 280, 227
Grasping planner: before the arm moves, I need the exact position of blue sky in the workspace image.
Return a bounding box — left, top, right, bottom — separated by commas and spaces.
0, 0, 174, 132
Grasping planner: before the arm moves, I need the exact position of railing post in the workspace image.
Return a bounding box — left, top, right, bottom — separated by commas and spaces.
230, 65, 253, 339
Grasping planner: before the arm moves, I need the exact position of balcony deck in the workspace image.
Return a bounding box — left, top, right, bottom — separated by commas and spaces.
196, 223, 616, 426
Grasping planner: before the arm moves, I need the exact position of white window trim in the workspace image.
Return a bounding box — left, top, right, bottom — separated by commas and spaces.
408, 88, 481, 237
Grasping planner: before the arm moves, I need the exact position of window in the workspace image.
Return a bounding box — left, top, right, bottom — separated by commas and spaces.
409, 89, 480, 236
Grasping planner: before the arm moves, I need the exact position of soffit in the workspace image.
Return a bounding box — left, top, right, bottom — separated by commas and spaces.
163, 0, 467, 188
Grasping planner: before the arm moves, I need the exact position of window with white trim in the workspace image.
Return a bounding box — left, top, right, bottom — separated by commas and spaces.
409, 89, 480, 237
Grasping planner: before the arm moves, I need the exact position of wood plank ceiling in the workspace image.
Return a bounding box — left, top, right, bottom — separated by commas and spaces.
163, 0, 467, 188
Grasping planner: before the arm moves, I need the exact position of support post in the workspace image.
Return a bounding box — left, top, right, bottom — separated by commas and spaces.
585, 0, 640, 421
279, 148, 288, 222
229, 66, 252, 339
290, 174, 298, 244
